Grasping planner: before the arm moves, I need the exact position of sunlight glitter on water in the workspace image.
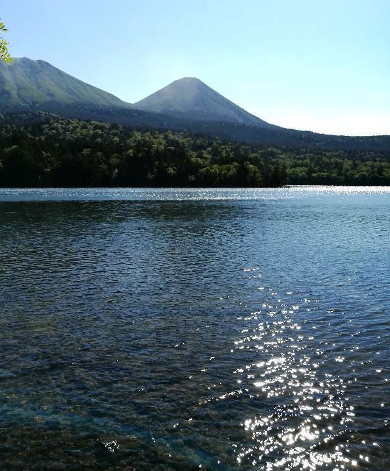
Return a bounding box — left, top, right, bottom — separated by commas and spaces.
223, 273, 371, 469
1, 185, 390, 202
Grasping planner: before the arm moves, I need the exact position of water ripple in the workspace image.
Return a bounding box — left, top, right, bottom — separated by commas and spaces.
0, 187, 389, 469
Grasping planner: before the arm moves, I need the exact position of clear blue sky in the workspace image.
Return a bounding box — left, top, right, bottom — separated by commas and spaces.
2, 0, 390, 135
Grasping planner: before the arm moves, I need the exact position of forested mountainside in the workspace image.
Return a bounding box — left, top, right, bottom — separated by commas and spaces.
0, 112, 389, 188
2, 107, 390, 153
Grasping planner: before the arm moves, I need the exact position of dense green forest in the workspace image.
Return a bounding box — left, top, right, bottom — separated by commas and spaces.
0, 112, 389, 187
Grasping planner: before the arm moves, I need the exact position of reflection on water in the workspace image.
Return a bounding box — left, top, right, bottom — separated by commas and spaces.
0, 187, 389, 469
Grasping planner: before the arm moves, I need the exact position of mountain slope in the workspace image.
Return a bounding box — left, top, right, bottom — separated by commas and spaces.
0, 57, 132, 109
134, 77, 276, 129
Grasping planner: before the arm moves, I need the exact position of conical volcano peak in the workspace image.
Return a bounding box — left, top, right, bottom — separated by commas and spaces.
175, 77, 203, 82
134, 78, 276, 128
170, 77, 207, 87
160, 76, 207, 95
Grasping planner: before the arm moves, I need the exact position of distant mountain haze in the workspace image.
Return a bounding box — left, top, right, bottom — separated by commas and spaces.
0, 57, 132, 109
134, 77, 277, 129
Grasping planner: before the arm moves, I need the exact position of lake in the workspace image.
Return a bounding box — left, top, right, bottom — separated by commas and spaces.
0, 186, 389, 469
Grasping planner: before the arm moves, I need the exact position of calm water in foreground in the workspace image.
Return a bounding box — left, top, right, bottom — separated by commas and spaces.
0, 186, 389, 470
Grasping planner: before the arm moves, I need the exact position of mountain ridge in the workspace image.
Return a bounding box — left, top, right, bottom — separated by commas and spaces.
0, 57, 133, 109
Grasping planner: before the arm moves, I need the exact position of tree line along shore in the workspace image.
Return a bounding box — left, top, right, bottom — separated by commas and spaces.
0, 113, 389, 187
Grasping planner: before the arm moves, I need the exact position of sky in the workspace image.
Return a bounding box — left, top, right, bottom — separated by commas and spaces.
1, 0, 389, 135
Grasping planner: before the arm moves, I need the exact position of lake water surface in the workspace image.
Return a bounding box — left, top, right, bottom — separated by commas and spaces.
0, 186, 389, 469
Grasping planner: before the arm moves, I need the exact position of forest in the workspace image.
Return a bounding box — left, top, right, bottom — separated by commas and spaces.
0, 112, 390, 187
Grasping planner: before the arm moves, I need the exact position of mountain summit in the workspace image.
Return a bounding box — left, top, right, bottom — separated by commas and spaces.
134, 77, 276, 128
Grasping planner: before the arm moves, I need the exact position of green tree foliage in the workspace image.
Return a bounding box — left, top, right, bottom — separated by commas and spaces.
0, 112, 389, 188
0, 21, 12, 63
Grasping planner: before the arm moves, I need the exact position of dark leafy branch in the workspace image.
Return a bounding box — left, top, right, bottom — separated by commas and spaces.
0, 20, 12, 63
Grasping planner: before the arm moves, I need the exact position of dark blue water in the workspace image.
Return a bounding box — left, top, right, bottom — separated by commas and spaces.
0, 187, 389, 470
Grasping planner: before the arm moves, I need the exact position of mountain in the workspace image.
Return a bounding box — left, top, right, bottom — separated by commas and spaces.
0, 58, 389, 152
0, 58, 189, 130
134, 77, 276, 129
0, 61, 275, 130
0, 57, 132, 109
